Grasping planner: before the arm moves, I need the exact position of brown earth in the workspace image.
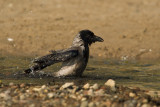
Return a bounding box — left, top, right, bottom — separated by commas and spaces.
0, 0, 160, 61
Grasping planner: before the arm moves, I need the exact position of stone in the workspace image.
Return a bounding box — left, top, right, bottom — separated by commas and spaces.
33, 88, 41, 92
124, 99, 137, 107
88, 102, 96, 107
91, 83, 99, 90
20, 83, 26, 88
129, 92, 136, 97
41, 85, 47, 89
20, 94, 26, 100
47, 93, 54, 98
29, 104, 35, 107
0, 92, 11, 100
95, 89, 104, 96
9, 82, 14, 86
60, 82, 74, 89
141, 104, 151, 107
83, 83, 90, 89
81, 97, 87, 101
72, 87, 79, 93
88, 89, 94, 96
105, 79, 116, 91
80, 101, 88, 107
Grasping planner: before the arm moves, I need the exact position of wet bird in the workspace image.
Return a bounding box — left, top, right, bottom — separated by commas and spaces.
24, 30, 104, 77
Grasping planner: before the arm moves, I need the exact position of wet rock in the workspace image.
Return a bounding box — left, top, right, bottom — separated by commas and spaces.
60, 82, 74, 89
83, 83, 90, 89
105, 79, 116, 91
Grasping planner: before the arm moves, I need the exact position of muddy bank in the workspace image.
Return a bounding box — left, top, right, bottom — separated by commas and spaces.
0, 0, 160, 61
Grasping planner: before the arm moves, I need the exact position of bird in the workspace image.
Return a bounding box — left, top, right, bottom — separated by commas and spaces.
24, 30, 104, 77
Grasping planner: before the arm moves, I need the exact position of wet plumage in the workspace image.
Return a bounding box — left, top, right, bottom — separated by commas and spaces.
24, 30, 104, 77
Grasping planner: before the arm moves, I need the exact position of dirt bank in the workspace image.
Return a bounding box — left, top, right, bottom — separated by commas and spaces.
0, 0, 160, 61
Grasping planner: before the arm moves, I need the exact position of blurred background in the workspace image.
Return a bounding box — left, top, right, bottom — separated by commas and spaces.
0, 0, 160, 61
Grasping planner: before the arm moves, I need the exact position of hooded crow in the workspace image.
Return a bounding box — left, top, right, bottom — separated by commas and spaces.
24, 30, 104, 77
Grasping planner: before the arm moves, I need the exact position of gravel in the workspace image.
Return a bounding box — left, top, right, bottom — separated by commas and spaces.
0, 80, 159, 107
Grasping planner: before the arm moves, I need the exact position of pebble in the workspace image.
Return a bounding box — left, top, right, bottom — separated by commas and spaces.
47, 93, 54, 98
72, 87, 79, 93
33, 87, 41, 92
88, 102, 96, 107
80, 101, 88, 107
60, 82, 74, 89
29, 104, 35, 107
105, 79, 116, 91
19, 94, 25, 100
0, 92, 11, 100
9, 82, 14, 86
88, 89, 94, 96
95, 89, 104, 96
20, 83, 26, 88
41, 85, 47, 89
129, 92, 136, 97
0, 82, 159, 107
141, 104, 151, 107
81, 97, 87, 101
90, 83, 99, 90
142, 99, 148, 103
124, 99, 137, 107
83, 83, 90, 89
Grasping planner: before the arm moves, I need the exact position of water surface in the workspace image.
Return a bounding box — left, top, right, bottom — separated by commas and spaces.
0, 56, 160, 91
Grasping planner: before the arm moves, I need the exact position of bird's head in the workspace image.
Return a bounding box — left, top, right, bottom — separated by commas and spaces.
79, 30, 104, 45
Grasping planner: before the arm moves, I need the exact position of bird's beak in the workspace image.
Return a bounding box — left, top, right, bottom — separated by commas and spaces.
94, 35, 104, 42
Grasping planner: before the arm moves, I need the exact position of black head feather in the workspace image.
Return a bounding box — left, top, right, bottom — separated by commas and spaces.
79, 30, 104, 45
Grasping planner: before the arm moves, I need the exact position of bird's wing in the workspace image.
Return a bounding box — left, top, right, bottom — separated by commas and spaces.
33, 49, 79, 65
24, 48, 79, 74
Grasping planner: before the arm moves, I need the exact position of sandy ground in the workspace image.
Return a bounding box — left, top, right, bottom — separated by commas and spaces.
0, 0, 160, 61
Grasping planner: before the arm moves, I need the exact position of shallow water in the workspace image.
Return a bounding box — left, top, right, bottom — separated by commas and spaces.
0, 56, 160, 91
